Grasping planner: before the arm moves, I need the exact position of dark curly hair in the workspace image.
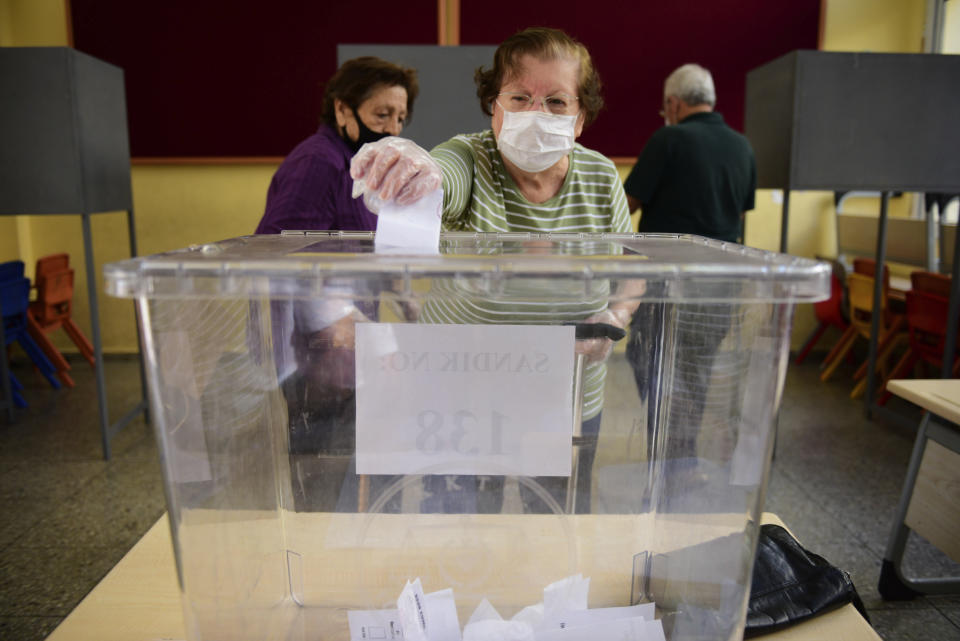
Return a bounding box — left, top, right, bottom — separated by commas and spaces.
475, 27, 604, 126
320, 56, 419, 127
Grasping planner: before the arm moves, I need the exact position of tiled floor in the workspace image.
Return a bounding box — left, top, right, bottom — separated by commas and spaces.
1, 352, 959, 640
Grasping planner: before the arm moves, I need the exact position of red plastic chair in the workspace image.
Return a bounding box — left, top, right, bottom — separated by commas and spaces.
909, 270, 951, 298
879, 273, 959, 404
795, 267, 848, 365
26, 254, 95, 379
34, 253, 69, 280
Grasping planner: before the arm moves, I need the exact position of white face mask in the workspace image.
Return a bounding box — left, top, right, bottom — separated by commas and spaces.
496, 107, 578, 173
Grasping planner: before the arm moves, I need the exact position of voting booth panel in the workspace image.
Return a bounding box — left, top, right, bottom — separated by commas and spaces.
106, 233, 828, 641
0, 47, 132, 215
744, 51, 960, 192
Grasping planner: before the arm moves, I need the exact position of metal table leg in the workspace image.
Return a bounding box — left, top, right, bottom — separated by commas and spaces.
880, 414, 960, 598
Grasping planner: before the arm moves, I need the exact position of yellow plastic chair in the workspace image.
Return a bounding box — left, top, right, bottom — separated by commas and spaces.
820, 272, 907, 398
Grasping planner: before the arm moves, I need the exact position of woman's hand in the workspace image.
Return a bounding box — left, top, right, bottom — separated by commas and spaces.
575, 307, 633, 364
350, 137, 443, 211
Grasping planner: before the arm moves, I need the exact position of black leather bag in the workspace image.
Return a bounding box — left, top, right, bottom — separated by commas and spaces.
745, 524, 869, 637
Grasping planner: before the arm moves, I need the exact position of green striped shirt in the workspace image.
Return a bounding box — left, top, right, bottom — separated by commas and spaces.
419, 131, 631, 420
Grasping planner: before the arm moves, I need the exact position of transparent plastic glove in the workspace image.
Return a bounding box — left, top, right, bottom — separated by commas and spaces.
350, 136, 443, 212
575, 307, 631, 364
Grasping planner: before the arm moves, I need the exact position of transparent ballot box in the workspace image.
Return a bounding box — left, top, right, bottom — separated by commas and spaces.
106, 232, 828, 641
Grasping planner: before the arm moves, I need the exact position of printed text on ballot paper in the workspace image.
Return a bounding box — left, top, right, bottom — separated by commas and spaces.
355, 323, 576, 477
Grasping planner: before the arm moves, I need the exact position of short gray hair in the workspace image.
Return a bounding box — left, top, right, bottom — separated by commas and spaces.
664, 63, 716, 107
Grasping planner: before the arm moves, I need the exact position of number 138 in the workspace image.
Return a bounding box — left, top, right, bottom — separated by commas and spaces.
415, 410, 507, 456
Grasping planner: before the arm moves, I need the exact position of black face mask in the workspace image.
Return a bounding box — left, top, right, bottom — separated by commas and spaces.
341, 107, 391, 154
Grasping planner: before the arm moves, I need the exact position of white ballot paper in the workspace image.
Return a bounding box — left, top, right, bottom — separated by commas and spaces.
357, 576, 663, 641
462, 574, 663, 641
535, 616, 665, 641
542, 574, 590, 614
356, 323, 575, 476
348, 579, 461, 641
375, 188, 443, 254
540, 602, 655, 630
462, 598, 535, 641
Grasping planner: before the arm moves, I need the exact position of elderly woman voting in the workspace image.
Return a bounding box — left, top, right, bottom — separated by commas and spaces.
256, 56, 419, 235
352, 27, 640, 514
256, 57, 418, 512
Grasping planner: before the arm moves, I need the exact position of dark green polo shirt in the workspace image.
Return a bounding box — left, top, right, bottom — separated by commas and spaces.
624, 112, 757, 242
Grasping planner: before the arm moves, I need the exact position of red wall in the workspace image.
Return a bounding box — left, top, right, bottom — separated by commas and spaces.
461, 1, 820, 158
71, 1, 437, 158
72, 1, 819, 159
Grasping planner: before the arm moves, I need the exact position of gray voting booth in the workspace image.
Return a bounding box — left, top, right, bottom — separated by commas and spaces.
745, 51, 960, 193
744, 50, 960, 390
0, 47, 146, 455
746, 50, 960, 601
338, 45, 497, 150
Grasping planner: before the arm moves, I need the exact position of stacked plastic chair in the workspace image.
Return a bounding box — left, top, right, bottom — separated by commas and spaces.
820, 258, 908, 398
878, 271, 959, 405
26, 254, 96, 388
0, 260, 62, 406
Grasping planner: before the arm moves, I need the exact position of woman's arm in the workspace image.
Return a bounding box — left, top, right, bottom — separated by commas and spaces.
430, 136, 477, 227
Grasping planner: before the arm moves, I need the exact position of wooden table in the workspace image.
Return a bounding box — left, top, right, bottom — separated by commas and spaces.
880, 379, 960, 599
887, 379, 960, 425
45, 512, 879, 641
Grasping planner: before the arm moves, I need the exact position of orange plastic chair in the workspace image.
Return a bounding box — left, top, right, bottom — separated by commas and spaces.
820, 268, 907, 398
34, 253, 69, 280
26, 254, 95, 379
878, 273, 959, 404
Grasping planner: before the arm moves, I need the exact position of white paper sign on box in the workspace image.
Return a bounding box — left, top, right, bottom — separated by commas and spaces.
356, 323, 575, 476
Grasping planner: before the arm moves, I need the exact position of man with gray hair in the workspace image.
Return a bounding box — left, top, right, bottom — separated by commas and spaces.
624, 63, 756, 243
624, 65, 757, 481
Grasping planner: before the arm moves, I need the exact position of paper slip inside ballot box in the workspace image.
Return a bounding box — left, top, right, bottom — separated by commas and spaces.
462, 574, 662, 641
542, 574, 589, 613
375, 188, 443, 254
350, 575, 662, 641
348, 579, 461, 641
535, 616, 665, 641
540, 601, 656, 631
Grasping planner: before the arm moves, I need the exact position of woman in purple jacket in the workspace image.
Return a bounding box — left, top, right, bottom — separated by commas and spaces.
256, 56, 419, 234
257, 58, 417, 512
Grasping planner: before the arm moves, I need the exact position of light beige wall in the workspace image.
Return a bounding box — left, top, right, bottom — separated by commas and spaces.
945, 0, 960, 53
823, 0, 926, 53
15, 166, 273, 353
0, 0, 68, 45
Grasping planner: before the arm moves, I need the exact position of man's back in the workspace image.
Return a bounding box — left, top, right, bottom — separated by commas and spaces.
625, 112, 756, 242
